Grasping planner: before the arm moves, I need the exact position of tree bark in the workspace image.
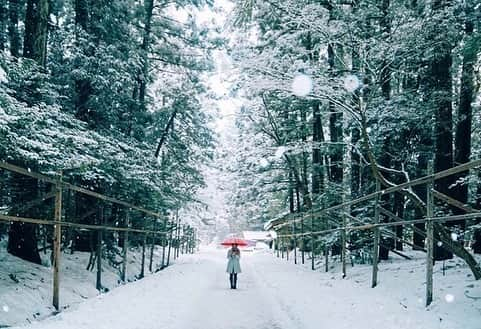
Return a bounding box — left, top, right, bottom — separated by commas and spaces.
75, 0, 88, 29
431, 0, 455, 261
312, 102, 324, 196
0, 0, 6, 51
453, 5, 478, 221
7, 0, 20, 57
139, 0, 154, 107
73, 0, 94, 125
23, 0, 49, 67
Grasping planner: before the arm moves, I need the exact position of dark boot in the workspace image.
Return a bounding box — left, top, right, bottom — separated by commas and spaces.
233, 273, 237, 289
229, 273, 234, 289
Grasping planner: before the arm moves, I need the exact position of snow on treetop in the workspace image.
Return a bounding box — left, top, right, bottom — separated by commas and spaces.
0, 66, 6, 83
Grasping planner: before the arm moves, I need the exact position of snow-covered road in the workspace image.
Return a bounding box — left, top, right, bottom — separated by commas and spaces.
11, 247, 480, 329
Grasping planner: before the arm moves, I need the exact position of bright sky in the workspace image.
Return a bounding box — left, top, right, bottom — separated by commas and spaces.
195, 0, 241, 135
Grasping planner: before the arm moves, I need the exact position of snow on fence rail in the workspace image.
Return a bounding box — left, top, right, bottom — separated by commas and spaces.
268, 159, 481, 307
0, 161, 197, 311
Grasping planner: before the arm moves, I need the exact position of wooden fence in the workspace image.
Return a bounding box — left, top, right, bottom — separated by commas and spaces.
267, 159, 481, 307
0, 161, 197, 311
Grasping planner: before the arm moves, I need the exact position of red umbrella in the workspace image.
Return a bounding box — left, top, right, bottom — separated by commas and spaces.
220, 237, 248, 246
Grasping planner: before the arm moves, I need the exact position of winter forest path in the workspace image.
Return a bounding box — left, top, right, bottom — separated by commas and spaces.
12, 248, 472, 329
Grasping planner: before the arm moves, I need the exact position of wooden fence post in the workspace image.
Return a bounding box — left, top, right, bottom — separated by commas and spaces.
96, 207, 103, 291
293, 218, 297, 264
281, 237, 285, 259
181, 224, 186, 255
52, 173, 62, 310
372, 179, 381, 288
310, 208, 315, 270
121, 211, 129, 283
175, 211, 180, 259
426, 161, 434, 306
161, 216, 167, 268
140, 222, 147, 278
301, 217, 305, 264
149, 219, 156, 273
342, 209, 347, 279
324, 211, 329, 273
167, 220, 173, 266
284, 237, 291, 261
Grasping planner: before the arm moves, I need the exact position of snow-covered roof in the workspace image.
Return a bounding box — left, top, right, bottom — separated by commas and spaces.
242, 230, 272, 241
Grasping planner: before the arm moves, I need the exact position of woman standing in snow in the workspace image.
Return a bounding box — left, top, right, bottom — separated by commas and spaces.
226, 244, 241, 289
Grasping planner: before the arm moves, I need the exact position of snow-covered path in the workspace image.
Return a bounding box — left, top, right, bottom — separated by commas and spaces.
11, 247, 480, 329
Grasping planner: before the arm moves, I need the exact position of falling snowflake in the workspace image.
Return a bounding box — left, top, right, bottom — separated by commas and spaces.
2, 305, 9, 312
259, 158, 269, 168
343, 74, 360, 92
437, 241, 443, 247
291, 74, 313, 97
445, 294, 455, 303
451, 233, 458, 241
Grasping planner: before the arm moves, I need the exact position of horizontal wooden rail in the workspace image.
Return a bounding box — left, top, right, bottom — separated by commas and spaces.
433, 189, 479, 213
0, 161, 164, 219
271, 159, 481, 230
0, 214, 174, 235
276, 212, 481, 239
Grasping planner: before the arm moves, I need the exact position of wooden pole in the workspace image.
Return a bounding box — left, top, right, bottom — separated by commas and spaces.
52, 174, 62, 310
192, 228, 197, 254
121, 211, 129, 283
189, 228, 194, 253
167, 221, 173, 266
324, 245, 328, 272
342, 210, 347, 279
281, 238, 284, 259
140, 226, 146, 279
426, 161, 434, 306
301, 217, 305, 264
161, 216, 167, 268
324, 210, 329, 273
96, 207, 103, 291
311, 207, 315, 270
293, 218, 297, 264
175, 211, 180, 259
190, 227, 194, 253
149, 220, 155, 272
181, 224, 186, 255
284, 238, 291, 261
372, 179, 381, 288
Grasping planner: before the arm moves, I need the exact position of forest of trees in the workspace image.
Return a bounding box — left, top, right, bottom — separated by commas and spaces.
223, 0, 481, 278
0, 0, 480, 282
0, 0, 218, 268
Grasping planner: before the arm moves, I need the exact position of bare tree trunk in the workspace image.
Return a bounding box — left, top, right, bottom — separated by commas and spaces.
453, 4, 477, 222
431, 0, 455, 261
23, 0, 49, 67
138, 0, 154, 107
0, 0, 7, 51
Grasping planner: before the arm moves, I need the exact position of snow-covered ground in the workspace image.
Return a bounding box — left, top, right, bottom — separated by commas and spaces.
0, 239, 170, 327
4, 246, 480, 329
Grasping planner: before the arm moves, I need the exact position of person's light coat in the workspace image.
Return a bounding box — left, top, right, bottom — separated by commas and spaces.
226, 249, 242, 273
